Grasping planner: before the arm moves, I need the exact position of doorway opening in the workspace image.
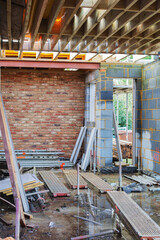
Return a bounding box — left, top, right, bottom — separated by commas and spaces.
113, 78, 136, 166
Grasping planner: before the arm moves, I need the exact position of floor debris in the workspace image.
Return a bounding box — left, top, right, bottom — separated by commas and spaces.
124, 174, 158, 186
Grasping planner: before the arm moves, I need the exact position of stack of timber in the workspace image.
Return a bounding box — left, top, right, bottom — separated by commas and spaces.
113, 139, 132, 160
0, 173, 43, 196
63, 169, 88, 189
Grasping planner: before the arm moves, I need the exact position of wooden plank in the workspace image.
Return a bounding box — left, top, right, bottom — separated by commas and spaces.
39, 171, 70, 197
0, 94, 25, 225
80, 172, 113, 193
63, 169, 87, 189
107, 191, 160, 239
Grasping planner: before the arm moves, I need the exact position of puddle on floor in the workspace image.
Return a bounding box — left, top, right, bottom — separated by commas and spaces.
0, 172, 160, 239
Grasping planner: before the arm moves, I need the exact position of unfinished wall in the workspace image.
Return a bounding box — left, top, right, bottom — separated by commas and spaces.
1, 68, 85, 158
141, 61, 160, 173
85, 63, 142, 170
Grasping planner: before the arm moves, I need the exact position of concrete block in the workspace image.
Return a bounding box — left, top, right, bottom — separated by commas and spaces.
150, 140, 159, 151
101, 110, 112, 118
156, 120, 160, 130
105, 157, 113, 167
106, 68, 124, 78
152, 131, 160, 141
136, 91, 141, 101
137, 120, 141, 128
149, 120, 156, 129
142, 139, 149, 148
146, 110, 152, 119
96, 92, 100, 100
101, 148, 112, 158
101, 91, 113, 100
157, 99, 160, 109
149, 99, 156, 109
145, 69, 152, 79
96, 101, 105, 110
129, 68, 142, 78
153, 109, 160, 119
142, 158, 148, 169
142, 80, 148, 90
153, 88, 160, 98
106, 80, 113, 89
97, 81, 105, 91
136, 79, 142, 90
156, 77, 160, 87
156, 163, 160, 174
144, 149, 152, 160
96, 119, 105, 129
100, 129, 112, 138
106, 101, 113, 110
96, 110, 101, 118
148, 78, 156, 88
142, 120, 148, 129
145, 89, 153, 99
142, 110, 146, 119
106, 119, 113, 128
148, 160, 156, 171
142, 100, 148, 109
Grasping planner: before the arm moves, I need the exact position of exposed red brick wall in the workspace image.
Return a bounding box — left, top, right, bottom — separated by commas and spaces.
1, 68, 85, 158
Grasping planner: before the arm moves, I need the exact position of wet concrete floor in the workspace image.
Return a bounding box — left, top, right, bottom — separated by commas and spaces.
0, 171, 160, 240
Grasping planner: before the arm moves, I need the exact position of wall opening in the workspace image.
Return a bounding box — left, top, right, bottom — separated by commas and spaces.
113, 78, 136, 166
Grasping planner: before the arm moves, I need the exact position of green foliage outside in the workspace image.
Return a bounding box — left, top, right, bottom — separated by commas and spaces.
113, 79, 133, 130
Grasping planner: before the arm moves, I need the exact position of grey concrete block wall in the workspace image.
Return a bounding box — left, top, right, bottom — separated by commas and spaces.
141, 60, 160, 173
84, 63, 143, 170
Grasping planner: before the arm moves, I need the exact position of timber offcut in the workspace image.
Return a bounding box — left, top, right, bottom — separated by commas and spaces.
39, 171, 70, 197
80, 172, 113, 193
63, 169, 88, 189
107, 191, 160, 240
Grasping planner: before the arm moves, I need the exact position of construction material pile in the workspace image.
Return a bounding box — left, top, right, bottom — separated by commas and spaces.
0, 150, 74, 168
113, 139, 132, 160
0, 173, 43, 196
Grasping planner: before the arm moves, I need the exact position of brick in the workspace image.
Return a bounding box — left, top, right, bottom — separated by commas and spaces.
1, 69, 85, 158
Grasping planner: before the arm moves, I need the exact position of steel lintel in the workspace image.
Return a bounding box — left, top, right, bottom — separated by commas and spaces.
0, 60, 100, 70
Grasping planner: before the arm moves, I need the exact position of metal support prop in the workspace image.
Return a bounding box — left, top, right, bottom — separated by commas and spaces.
126, 93, 128, 141
15, 198, 20, 240
77, 164, 80, 196
116, 93, 119, 127
132, 79, 137, 166
113, 108, 123, 190
0, 94, 26, 225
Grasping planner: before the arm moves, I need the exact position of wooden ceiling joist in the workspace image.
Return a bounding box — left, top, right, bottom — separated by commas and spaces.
7, 0, 12, 50
30, 0, 48, 49
19, 0, 32, 56
1, 0, 160, 58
